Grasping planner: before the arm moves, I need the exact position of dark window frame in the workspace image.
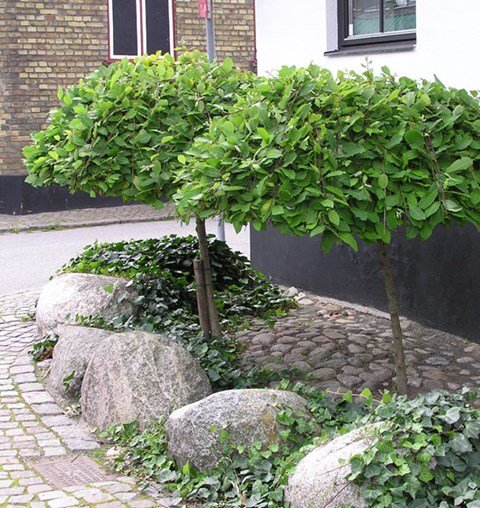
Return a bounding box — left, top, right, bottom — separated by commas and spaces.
337, 0, 416, 50
108, 0, 172, 61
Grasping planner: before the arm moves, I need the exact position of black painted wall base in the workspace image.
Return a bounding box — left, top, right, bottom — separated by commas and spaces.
251, 224, 480, 343
0, 175, 126, 215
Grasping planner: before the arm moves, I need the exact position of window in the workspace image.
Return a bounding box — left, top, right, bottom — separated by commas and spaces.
108, 0, 172, 59
338, 0, 416, 49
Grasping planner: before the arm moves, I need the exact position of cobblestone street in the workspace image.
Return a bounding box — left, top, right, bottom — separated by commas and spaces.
237, 288, 480, 396
0, 291, 160, 507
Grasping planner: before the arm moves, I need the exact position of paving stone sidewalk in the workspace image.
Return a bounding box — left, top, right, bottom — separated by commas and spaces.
237, 288, 480, 396
0, 204, 175, 235
0, 291, 162, 507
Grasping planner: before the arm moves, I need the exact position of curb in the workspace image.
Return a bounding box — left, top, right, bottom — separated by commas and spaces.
0, 213, 176, 235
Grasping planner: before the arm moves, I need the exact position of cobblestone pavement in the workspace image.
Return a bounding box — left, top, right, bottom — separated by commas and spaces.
0, 204, 175, 235
237, 288, 480, 396
0, 291, 162, 507
2, 285, 479, 505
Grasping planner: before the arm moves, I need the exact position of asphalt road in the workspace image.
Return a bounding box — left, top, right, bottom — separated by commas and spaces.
0, 220, 250, 295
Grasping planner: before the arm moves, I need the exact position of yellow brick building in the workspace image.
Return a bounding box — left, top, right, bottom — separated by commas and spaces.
0, 0, 255, 214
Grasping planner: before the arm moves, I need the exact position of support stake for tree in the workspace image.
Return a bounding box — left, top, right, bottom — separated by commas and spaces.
193, 258, 211, 339
196, 217, 222, 337
377, 242, 409, 396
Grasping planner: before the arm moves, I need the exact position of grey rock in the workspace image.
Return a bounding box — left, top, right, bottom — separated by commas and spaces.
422, 379, 444, 391
311, 368, 336, 381
323, 329, 346, 340
36, 273, 137, 336
457, 356, 474, 364
285, 425, 380, 508
337, 374, 362, 388
46, 325, 113, 404
81, 332, 211, 431
298, 298, 314, 306
425, 356, 449, 366
348, 343, 364, 354
292, 360, 311, 372
286, 286, 298, 297
324, 304, 343, 314
167, 389, 310, 471
252, 333, 275, 346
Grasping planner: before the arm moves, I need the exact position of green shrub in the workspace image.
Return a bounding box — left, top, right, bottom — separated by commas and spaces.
24, 52, 255, 208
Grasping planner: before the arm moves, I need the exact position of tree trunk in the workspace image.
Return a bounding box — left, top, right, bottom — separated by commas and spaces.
377, 242, 409, 396
195, 217, 222, 337
193, 259, 211, 339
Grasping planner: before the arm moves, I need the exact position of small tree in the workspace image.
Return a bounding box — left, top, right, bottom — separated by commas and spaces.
177, 65, 480, 395
24, 51, 255, 338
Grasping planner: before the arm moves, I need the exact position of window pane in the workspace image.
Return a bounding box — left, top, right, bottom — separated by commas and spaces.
112, 0, 138, 56
145, 0, 170, 54
349, 0, 380, 36
384, 0, 416, 33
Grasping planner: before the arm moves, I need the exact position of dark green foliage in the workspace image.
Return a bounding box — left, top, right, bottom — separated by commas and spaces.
350, 389, 480, 507
63, 234, 292, 325
177, 65, 480, 251
62, 235, 295, 390
102, 382, 370, 507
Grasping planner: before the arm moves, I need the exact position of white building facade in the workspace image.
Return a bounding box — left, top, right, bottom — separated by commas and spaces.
250, 0, 480, 341
255, 0, 480, 90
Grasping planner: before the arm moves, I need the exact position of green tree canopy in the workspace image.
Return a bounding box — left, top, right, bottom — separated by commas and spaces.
24, 51, 255, 207
176, 65, 480, 252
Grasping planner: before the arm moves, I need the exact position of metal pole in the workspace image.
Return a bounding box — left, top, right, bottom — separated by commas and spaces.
205, 0, 226, 242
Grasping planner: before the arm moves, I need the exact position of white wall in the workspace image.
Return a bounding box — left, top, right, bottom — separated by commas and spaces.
255, 0, 480, 90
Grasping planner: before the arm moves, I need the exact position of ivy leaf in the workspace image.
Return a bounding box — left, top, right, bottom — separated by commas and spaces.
443, 406, 461, 424
451, 434, 473, 453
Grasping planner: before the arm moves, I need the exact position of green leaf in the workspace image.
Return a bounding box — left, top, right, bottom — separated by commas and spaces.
446, 157, 473, 174
133, 129, 151, 144
408, 205, 426, 221
419, 466, 434, 483
338, 232, 358, 252
451, 434, 473, 453
404, 129, 425, 150
378, 174, 389, 189
328, 210, 340, 226
444, 199, 462, 213
472, 189, 480, 206
443, 406, 461, 424
257, 127, 271, 144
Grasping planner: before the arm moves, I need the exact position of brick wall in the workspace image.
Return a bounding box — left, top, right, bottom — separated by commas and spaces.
0, 0, 256, 178
0, 0, 109, 177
